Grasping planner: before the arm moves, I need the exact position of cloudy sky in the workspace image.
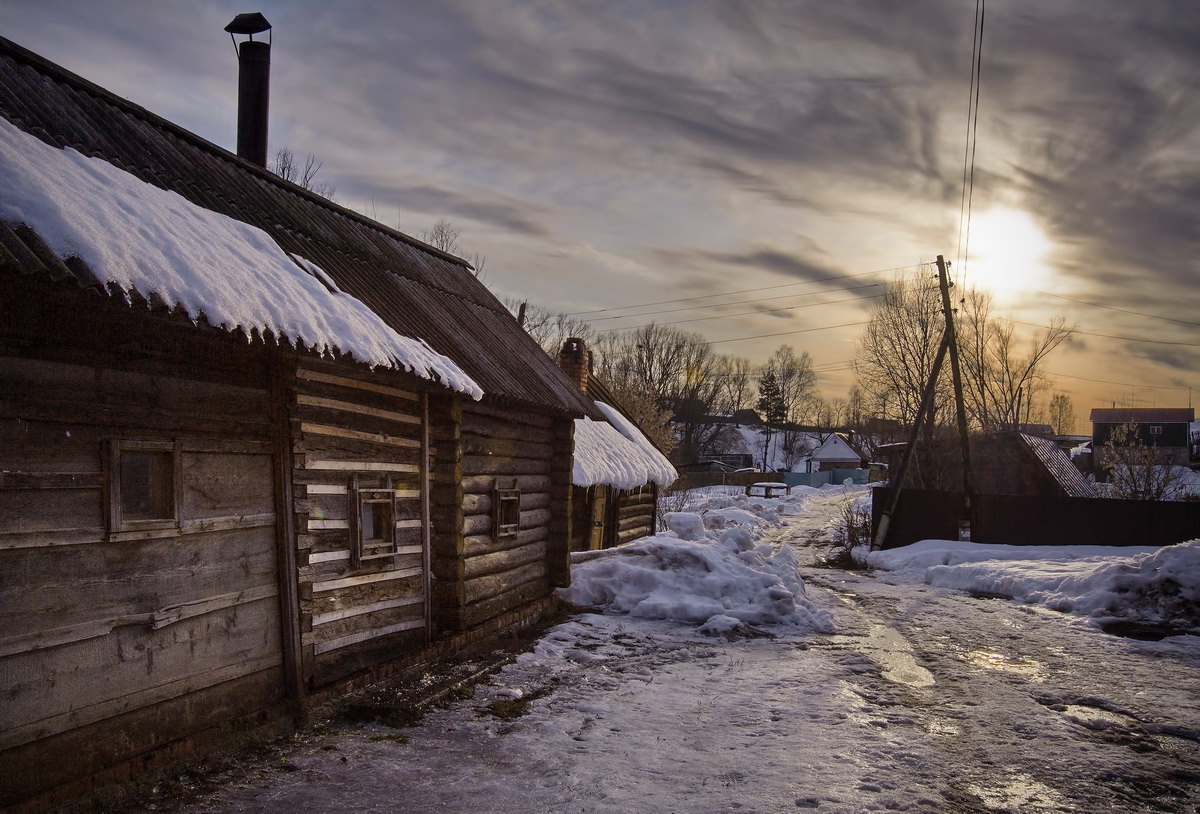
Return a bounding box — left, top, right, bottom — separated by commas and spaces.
4, 1, 1199, 427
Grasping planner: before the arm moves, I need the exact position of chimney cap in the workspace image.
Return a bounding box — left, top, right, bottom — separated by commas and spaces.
225, 12, 271, 36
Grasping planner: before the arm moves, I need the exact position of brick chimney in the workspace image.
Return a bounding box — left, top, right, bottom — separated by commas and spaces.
558, 337, 589, 394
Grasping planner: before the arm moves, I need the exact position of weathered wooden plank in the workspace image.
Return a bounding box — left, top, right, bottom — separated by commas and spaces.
300, 421, 421, 449
0, 595, 282, 747
310, 619, 424, 655
1, 526, 278, 626
458, 576, 548, 630
307, 593, 425, 641
0, 649, 281, 752
460, 455, 551, 477
461, 474, 551, 495
296, 394, 420, 426
0, 527, 105, 550
308, 550, 350, 564
0, 486, 102, 534
462, 524, 548, 559
0, 471, 102, 490
464, 540, 547, 580
304, 458, 420, 473
463, 560, 546, 605
296, 367, 418, 402
105, 512, 275, 543
462, 400, 554, 429
311, 595, 424, 627
312, 566, 423, 593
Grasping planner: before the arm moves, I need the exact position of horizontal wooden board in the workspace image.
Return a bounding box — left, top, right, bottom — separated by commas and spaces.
296, 367, 418, 402
300, 421, 421, 449
311, 566, 423, 593
464, 539, 547, 580
310, 595, 424, 627
295, 394, 419, 426
311, 618, 424, 656
0, 595, 281, 750
303, 458, 420, 474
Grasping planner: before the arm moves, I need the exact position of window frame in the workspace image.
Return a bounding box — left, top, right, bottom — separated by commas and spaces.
107, 439, 181, 534
351, 476, 399, 568
494, 480, 521, 539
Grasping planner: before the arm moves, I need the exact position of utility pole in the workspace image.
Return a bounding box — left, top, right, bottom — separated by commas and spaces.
871, 329, 951, 550
935, 255, 975, 538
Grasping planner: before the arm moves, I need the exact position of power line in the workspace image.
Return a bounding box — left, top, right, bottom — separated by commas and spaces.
588, 281, 882, 323
708, 320, 870, 345
955, 0, 986, 291
565, 263, 925, 317
1038, 290, 1200, 328
1014, 319, 1200, 348
595, 291, 884, 333
1047, 370, 1194, 392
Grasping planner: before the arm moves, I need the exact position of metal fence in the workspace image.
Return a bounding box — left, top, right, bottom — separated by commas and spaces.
872, 487, 1200, 549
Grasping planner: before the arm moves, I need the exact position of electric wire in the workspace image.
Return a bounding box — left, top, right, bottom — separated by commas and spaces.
1038, 290, 1200, 329
595, 290, 885, 333
564, 263, 924, 317
587, 282, 883, 323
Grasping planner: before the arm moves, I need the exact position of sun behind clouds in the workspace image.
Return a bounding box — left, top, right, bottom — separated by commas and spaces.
963, 208, 1053, 301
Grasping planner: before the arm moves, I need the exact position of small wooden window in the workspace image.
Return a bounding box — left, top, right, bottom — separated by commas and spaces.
109, 440, 180, 533
1150, 425, 1164, 435
494, 480, 521, 538
352, 477, 397, 567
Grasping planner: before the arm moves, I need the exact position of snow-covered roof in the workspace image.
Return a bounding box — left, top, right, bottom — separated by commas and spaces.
811, 433, 866, 461
0, 118, 482, 398
573, 404, 678, 490
0, 38, 599, 416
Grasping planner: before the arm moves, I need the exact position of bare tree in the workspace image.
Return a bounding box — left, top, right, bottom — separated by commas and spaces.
853, 274, 950, 432
959, 290, 1075, 429
418, 218, 487, 276
1049, 393, 1076, 435
760, 345, 820, 425
505, 299, 598, 356
271, 148, 336, 199
1102, 422, 1188, 500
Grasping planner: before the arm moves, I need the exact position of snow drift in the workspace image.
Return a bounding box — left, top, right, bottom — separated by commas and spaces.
559, 492, 834, 633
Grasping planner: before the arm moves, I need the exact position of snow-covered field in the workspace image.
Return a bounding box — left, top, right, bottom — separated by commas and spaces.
145, 484, 1200, 814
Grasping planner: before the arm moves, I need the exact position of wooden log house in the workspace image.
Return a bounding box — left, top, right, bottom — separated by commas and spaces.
0, 36, 600, 809
557, 339, 677, 551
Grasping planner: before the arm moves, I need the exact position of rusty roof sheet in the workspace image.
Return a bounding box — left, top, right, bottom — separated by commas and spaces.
1019, 433, 1096, 499
0, 36, 597, 417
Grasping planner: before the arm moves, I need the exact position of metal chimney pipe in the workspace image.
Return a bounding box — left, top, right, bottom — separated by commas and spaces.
225, 13, 272, 168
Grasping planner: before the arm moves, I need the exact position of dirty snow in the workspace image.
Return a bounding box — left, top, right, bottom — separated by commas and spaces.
0, 118, 481, 398
133, 482, 1200, 814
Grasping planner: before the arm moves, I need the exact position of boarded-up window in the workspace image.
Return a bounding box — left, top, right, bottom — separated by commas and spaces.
353, 478, 398, 566
109, 440, 180, 532
494, 481, 521, 538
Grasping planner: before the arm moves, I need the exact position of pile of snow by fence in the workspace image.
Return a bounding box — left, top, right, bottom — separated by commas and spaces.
559, 493, 834, 634
861, 538, 1200, 632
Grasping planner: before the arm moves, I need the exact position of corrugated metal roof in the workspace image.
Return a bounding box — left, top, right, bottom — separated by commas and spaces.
1019, 433, 1096, 499
0, 36, 597, 417
1090, 408, 1195, 424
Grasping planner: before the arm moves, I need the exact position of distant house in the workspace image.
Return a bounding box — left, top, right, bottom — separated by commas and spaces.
557, 339, 677, 550
1091, 408, 1196, 466
803, 433, 869, 473
0, 35, 601, 808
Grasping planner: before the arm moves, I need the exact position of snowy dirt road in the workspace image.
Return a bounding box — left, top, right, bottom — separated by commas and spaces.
137, 488, 1200, 814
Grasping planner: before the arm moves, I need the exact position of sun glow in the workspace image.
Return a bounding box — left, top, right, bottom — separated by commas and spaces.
963, 208, 1052, 300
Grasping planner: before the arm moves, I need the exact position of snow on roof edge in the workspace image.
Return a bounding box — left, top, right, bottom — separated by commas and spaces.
0, 117, 483, 400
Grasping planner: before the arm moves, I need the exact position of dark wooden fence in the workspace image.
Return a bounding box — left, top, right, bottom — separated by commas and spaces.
873, 487, 1200, 549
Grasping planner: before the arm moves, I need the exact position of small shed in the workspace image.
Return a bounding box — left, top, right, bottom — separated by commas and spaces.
557, 339, 677, 550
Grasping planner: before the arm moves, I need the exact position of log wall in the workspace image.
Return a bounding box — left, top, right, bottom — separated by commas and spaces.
0, 290, 284, 807
290, 361, 431, 688
436, 400, 569, 631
